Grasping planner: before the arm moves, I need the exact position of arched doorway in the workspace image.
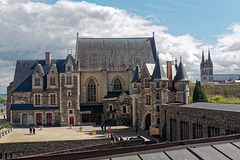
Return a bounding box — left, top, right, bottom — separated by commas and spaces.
145, 114, 151, 130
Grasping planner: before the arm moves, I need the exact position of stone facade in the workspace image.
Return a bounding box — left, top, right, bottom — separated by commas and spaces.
160, 103, 240, 141
7, 36, 189, 128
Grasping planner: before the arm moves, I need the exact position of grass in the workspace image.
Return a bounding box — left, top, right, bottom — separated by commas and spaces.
209, 96, 240, 104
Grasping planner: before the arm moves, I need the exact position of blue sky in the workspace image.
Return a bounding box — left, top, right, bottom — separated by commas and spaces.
44, 0, 240, 45
0, 0, 240, 93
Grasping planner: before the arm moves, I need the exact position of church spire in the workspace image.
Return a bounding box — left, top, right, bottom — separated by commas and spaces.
208, 49, 212, 66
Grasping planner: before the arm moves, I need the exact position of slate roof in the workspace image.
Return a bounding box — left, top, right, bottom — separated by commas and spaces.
173, 58, 188, 81
131, 65, 140, 83
11, 104, 59, 110
151, 57, 168, 81
180, 102, 240, 112
103, 91, 129, 99
76, 37, 157, 71
12, 54, 78, 92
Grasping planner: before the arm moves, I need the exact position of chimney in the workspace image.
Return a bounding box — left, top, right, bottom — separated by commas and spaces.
45, 52, 51, 65
167, 61, 173, 87
77, 61, 80, 70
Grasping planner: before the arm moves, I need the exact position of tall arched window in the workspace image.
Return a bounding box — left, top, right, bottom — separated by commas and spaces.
114, 78, 122, 91
88, 79, 96, 102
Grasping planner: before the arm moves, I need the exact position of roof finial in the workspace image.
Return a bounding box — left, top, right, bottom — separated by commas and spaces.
180, 56, 182, 62
153, 32, 155, 38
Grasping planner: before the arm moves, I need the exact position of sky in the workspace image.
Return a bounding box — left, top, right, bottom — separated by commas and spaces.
0, 0, 240, 93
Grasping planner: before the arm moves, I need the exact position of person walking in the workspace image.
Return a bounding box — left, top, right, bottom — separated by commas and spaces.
33, 127, 36, 135
101, 124, 103, 132
135, 125, 138, 135
29, 126, 32, 135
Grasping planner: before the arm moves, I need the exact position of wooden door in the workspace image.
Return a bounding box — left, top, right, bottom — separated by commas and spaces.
36, 113, 42, 126
145, 114, 151, 130
69, 117, 74, 126
47, 113, 52, 125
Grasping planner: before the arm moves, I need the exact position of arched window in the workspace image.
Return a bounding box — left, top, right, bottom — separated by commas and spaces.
88, 79, 96, 102
109, 105, 113, 111
114, 78, 122, 91
122, 106, 127, 114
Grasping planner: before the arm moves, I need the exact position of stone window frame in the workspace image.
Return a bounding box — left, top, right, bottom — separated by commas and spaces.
87, 79, 97, 102
49, 93, 57, 105
68, 109, 74, 115
156, 92, 161, 100
34, 77, 40, 86
66, 76, 72, 85
50, 77, 56, 85
67, 66, 71, 72
34, 93, 42, 106
156, 105, 160, 112
134, 84, 137, 88
121, 105, 127, 114
144, 79, 150, 88
145, 95, 151, 105
67, 90, 72, 97
67, 101, 72, 107
111, 76, 125, 91
109, 104, 114, 112
156, 82, 160, 88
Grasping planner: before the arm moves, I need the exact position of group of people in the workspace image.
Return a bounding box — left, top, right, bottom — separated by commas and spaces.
111, 133, 124, 142
29, 126, 36, 135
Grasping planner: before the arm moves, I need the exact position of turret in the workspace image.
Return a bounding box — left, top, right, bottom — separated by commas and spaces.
173, 57, 189, 104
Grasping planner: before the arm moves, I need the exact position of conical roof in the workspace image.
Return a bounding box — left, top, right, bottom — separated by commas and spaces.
151, 57, 168, 81
131, 65, 140, 83
174, 58, 189, 81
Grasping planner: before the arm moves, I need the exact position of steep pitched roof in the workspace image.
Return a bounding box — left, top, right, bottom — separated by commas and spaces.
131, 65, 140, 83
12, 54, 78, 92
173, 58, 189, 81
151, 58, 168, 81
76, 37, 157, 71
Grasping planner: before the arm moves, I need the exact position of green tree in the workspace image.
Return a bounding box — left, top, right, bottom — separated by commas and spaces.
193, 81, 208, 103
0, 98, 6, 103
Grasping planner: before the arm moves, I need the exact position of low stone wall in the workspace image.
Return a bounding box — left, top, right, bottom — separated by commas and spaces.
0, 138, 145, 159
190, 84, 240, 99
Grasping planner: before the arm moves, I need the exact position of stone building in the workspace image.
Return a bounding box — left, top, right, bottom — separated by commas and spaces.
161, 102, 240, 141
200, 50, 213, 83
7, 34, 189, 128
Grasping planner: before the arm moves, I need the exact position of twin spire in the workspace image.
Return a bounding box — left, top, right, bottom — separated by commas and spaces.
201, 49, 212, 67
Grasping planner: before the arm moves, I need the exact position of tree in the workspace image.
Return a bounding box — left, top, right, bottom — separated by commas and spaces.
193, 81, 208, 103
0, 98, 6, 103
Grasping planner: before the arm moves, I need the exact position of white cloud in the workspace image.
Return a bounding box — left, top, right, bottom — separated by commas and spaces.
0, 0, 240, 93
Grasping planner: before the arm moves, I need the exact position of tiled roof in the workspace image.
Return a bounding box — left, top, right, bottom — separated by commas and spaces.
12, 54, 78, 92
76, 37, 157, 71
11, 104, 59, 110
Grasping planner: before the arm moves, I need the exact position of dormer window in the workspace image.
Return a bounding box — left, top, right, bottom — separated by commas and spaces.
51, 71, 54, 74
50, 77, 56, 85
67, 66, 71, 72
35, 78, 40, 86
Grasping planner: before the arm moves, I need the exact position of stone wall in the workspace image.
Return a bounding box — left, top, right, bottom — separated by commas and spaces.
189, 84, 240, 99
161, 103, 240, 141
0, 138, 144, 159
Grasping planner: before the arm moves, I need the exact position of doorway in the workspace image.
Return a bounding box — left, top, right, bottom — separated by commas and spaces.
46, 113, 52, 125
36, 113, 42, 126
145, 114, 151, 130
69, 117, 74, 126
22, 114, 27, 125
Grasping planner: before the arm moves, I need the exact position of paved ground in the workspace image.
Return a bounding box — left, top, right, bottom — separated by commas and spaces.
0, 118, 151, 143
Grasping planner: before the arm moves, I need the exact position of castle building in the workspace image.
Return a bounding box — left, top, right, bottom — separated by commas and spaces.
7, 34, 189, 129
200, 50, 213, 83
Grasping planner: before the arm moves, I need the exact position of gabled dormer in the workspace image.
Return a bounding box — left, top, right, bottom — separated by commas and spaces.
131, 65, 141, 94
65, 55, 74, 73
32, 62, 44, 90
47, 62, 59, 89
140, 63, 154, 89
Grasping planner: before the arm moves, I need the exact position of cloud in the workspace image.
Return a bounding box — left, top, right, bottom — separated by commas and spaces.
0, 0, 240, 93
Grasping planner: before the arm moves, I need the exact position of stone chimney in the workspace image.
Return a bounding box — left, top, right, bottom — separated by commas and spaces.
77, 61, 80, 70
45, 52, 51, 65
167, 61, 173, 87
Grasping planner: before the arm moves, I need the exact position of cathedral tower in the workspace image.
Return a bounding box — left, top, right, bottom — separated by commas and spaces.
200, 50, 213, 83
